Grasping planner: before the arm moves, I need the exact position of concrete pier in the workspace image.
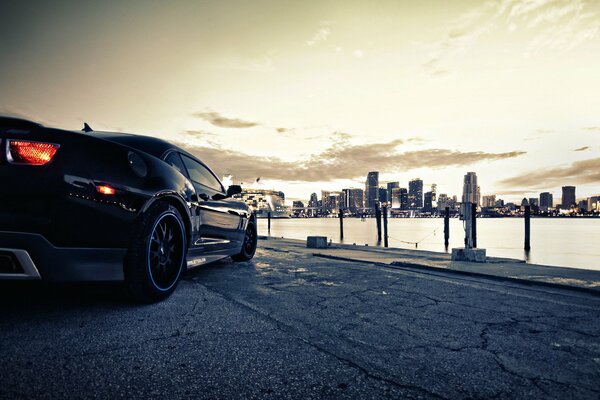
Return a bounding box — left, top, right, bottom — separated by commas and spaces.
1, 238, 599, 399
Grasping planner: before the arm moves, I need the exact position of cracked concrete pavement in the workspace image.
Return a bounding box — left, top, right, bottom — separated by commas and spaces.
1, 241, 600, 399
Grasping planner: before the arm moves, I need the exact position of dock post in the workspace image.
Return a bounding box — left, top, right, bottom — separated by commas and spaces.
524, 205, 531, 251
383, 205, 389, 247
339, 209, 344, 240
375, 203, 382, 243
268, 211, 271, 235
444, 206, 450, 247
471, 203, 477, 248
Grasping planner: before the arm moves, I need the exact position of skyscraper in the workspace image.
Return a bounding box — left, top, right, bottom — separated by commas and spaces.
462, 172, 480, 206
321, 190, 331, 212
386, 182, 399, 204
408, 178, 423, 209
378, 187, 388, 204
365, 171, 379, 209
308, 192, 318, 216
540, 192, 553, 208
482, 195, 496, 208
399, 188, 408, 209
562, 186, 576, 209
342, 188, 364, 213
424, 191, 433, 211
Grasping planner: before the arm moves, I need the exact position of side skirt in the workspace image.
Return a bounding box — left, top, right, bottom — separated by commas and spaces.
186, 254, 230, 269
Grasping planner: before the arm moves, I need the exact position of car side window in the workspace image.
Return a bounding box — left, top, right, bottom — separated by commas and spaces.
180, 154, 224, 192
164, 152, 187, 176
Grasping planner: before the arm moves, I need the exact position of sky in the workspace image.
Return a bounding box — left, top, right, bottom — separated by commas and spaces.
1, 0, 599, 203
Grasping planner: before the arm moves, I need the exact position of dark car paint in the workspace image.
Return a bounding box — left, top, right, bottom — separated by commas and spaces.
0, 117, 253, 281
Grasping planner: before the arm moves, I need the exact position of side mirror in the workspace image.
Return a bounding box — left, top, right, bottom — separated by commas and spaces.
226, 185, 242, 197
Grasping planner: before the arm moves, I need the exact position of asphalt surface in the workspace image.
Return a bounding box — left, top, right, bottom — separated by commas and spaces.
1, 243, 600, 399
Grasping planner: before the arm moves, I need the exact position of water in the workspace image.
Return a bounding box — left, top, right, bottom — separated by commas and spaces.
257, 217, 600, 270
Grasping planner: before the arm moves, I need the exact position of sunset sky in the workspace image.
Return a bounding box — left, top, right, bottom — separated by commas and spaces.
1, 0, 599, 202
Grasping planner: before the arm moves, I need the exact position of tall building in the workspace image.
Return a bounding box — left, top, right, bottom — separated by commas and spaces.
562, 186, 576, 209
321, 190, 331, 212
588, 196, 600, 212
328, 193, 340, 213
386, 182, 399, 204
528, 198, 539, 207
408, 178, 423, 209
539, 192, 553, 208
308, 192, 318, 216
462, 172, 480, 206
365, 171, 379, 209
342, 188, 364, 213
423, 191, 434, 211
321, 191, 341, 213
482, 195, 496, 208
378, 187, 388, 204
391, 188, 400, 208
399, 188, 408, 209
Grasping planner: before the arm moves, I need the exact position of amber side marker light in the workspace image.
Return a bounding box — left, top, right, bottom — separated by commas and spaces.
7, 140, 60, 165
96, 185, 116, 195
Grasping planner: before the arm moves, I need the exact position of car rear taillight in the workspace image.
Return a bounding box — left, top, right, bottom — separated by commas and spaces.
6, 140, 60, 165
96, 185, 116, 195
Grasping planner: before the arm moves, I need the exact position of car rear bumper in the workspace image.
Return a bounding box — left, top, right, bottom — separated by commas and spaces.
0, 231, 126, 282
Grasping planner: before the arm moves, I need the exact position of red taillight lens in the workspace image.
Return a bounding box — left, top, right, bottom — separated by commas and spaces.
7, 140, 60, 165
96, 185, 116, 195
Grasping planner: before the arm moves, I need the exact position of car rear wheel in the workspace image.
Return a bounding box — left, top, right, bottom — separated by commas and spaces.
125, 201, 186, 303
232, 220, 257, 262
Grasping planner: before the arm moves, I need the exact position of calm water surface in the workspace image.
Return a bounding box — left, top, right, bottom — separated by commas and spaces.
257, 217, 600, 270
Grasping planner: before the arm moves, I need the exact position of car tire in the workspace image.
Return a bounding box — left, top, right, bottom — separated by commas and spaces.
232, 220, 257, 262
125, 201, 187, 303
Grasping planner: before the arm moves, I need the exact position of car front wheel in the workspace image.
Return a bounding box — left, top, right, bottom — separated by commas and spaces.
232, 220, 257, 262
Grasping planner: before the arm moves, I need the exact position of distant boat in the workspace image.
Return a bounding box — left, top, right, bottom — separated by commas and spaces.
232, 188, 292, 218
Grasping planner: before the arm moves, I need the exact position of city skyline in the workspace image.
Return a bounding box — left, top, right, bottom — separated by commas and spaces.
281, 171, 599, 216
1, 1, 599, 201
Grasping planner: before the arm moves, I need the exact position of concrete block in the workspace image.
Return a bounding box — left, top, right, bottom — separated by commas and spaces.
451, 248, 486, 263
307, 236, 328, 249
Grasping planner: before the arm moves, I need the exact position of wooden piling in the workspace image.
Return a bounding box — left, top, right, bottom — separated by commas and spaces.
444, 206, 450, 246
471, 203, 477, 248
524, 205, 531, 251
268, 211, 271, 235
383, 205, 388, 248
339, 209, 344, 240
375, 203, 382, 243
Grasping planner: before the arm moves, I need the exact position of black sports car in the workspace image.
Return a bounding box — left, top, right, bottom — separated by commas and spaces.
0, 116, 257, 302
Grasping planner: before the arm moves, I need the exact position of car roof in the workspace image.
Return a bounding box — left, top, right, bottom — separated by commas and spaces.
80, 130, 193, 160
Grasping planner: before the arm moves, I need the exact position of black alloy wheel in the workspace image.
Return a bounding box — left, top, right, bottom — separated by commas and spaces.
148, 213, 185, 291
232, 220, 257, 262
125, 202, 186, 302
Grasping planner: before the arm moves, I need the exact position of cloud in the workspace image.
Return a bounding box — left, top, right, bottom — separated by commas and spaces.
306, 27, 330, 46
423, 0, 600, 74
176, 138, 525, 183
184, 130, 217, 139
583, 126, 600, 132
193, 111, 259, 129
353, 49, 365, 58
573, 146, 590, 151
498, 157, 600, 189
524, 128, 555, 141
